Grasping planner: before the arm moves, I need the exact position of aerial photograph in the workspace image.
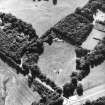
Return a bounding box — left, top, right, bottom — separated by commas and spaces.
0, 0, 105, 105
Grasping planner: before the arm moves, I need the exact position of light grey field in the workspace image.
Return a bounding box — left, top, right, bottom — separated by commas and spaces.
0, 0, 105, 105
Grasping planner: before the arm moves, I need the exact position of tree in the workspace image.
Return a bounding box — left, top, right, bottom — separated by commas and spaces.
94, 101, 105, 105
76, 59, 81, 70
55, 87, 63, 95
31, 65, 41, 78
38, 74, 47, 82
52, 0, 57, 5
75, 47, 90, 58
70, 71, 78, 78
31, 101, 38, 105
63, 83, 75, 98
85, 100, 92, 105
40, 96, 47, 104
76, 83, 83, 96
45, 35, 53, 45
75, 7, 82, 14
28, 75, 33, 88
71, 77, 78, 87
50, 98, 64, 105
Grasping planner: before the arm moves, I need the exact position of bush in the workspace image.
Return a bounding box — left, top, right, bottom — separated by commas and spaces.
76, 37, 105, 81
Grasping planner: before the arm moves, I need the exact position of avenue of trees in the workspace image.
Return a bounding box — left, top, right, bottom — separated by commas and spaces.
31, 80, 63, 105
75, 37, 105, 81
63, 34, 105, 98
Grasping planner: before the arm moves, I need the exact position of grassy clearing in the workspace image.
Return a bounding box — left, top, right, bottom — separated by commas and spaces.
39, 41, 76, 87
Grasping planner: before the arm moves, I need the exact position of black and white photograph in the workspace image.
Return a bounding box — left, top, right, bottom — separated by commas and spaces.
0, 0, 105, 105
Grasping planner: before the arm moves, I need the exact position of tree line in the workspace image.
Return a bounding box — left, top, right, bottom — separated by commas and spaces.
0, 11, 61, 97
40, 0, 105, 46
76, 37, 105, 80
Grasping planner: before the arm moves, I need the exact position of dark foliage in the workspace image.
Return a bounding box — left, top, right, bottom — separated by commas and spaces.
49, 97, 64, 105
83, 96, 105, 105
0, 10, 62, 105
76, 37, 105, 81
70, 71, 79, 78
41, 0, 103, 46
0, 12, 38, 40
76, 83, 83, 96
75, 47, 90, 58
50, 15, 93, 45
55, 87, 63, 95
52, 0, 57, 5
32, 80, 62, 105
63, 82, 76, 98
0, 50, 22, 74
71, 77, 78, 87
85, 100, 92, 105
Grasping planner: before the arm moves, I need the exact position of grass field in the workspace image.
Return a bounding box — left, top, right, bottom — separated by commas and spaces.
38, 42, 76, 87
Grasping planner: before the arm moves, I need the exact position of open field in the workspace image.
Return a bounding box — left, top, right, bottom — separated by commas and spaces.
38, 42, 76, 87
0, 0, 88, 36
0, 59, 40, 105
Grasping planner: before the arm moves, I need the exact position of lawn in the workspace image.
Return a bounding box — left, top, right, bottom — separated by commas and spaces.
38, 41, 76, 87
